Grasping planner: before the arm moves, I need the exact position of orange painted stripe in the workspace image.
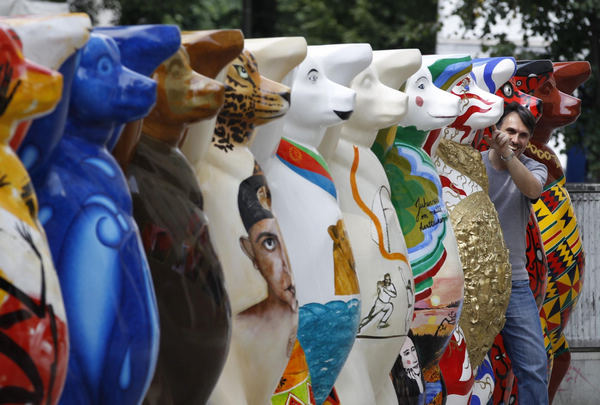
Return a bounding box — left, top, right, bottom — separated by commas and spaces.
349, 145, 407, 264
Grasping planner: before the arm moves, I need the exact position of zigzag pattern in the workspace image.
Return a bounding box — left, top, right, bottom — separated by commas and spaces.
545, 250, 569, 279
554, 242, 576, 272
540, 186, 563, 212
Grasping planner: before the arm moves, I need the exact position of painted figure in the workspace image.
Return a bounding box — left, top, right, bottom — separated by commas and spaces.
33, 33, 160, 404
318, 48, 420, 405
512, 59, 589, 403
433, 57, 515, 373
113, 31, 235, 404
391, 333, 425, 405
357, 273, 398, 331
372, 55, 468, 405
187, 46, 298, 405
0, 23, 68, 405
244, 36, 319, 405
261, 44, 371, 404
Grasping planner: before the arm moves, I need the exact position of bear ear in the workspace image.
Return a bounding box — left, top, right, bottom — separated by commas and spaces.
182, 29, 244, 79
327, 224, 338, 240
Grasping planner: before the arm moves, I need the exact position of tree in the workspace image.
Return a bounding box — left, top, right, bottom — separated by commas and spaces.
63, 0, 241, 29
274, 0, 439, 51
452, 0, 600, 181
65, 0, 439, 52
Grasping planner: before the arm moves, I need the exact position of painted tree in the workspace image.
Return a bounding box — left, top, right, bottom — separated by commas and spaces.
452, 0, 600, 180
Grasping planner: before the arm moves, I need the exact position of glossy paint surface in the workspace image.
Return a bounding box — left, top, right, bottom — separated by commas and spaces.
124, 44, 231, 404
32, 33, 160, 405
94, 24, 181, 151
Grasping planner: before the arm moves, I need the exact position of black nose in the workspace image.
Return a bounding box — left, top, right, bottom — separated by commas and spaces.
334, 110, 353, 120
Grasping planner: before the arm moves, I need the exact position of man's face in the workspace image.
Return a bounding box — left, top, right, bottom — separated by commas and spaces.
247, 217, 297, 311
384, 274, 391, 285
498, 111, 531, 158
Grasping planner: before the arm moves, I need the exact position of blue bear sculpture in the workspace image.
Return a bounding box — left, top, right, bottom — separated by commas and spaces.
93, 24, 180, 150
33, 33, 160, 405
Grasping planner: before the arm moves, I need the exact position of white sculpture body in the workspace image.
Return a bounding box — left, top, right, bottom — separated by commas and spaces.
187, 48, 299, 405
319, 49, 421, 405
245, 37, 321, 405
262, 44, 371, 405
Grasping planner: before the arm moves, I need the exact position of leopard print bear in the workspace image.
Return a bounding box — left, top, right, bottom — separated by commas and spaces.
213, 49, 290, 152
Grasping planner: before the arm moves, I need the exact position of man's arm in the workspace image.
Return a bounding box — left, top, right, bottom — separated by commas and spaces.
498, 149, 543, 199
488, 129, 544, 199
384, 283, 397, 297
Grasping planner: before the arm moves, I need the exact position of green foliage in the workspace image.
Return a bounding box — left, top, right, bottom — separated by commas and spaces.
453, 0, 600, 180
275, 0, 439, 51
67, 0, 439, 52
91, 0, 241, 29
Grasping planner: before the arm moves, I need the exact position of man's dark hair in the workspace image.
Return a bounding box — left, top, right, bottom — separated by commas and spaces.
497, 102, 536, 136
238, 173, 274, 232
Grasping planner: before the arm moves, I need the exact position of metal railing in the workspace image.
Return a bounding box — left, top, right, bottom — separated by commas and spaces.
564, 183, 600, 350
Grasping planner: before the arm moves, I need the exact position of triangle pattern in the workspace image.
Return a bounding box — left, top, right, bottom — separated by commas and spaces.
544, 299, 562, 331
286, 394, 304, 405
555, 275, 572, 296
559, 290, 572, 309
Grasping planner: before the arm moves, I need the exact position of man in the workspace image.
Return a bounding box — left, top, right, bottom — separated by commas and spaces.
482, 102, 549, 404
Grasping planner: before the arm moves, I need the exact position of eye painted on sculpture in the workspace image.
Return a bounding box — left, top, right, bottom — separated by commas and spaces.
307, 68, 319, 83
97, 56, 113, 75
502, 83, 513, 97
259, 233, 278, 252
235, 64, 249, 80
415, 76, 427, 90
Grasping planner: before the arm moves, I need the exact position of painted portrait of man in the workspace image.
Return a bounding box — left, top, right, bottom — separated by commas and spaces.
238, 169, 298, 317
